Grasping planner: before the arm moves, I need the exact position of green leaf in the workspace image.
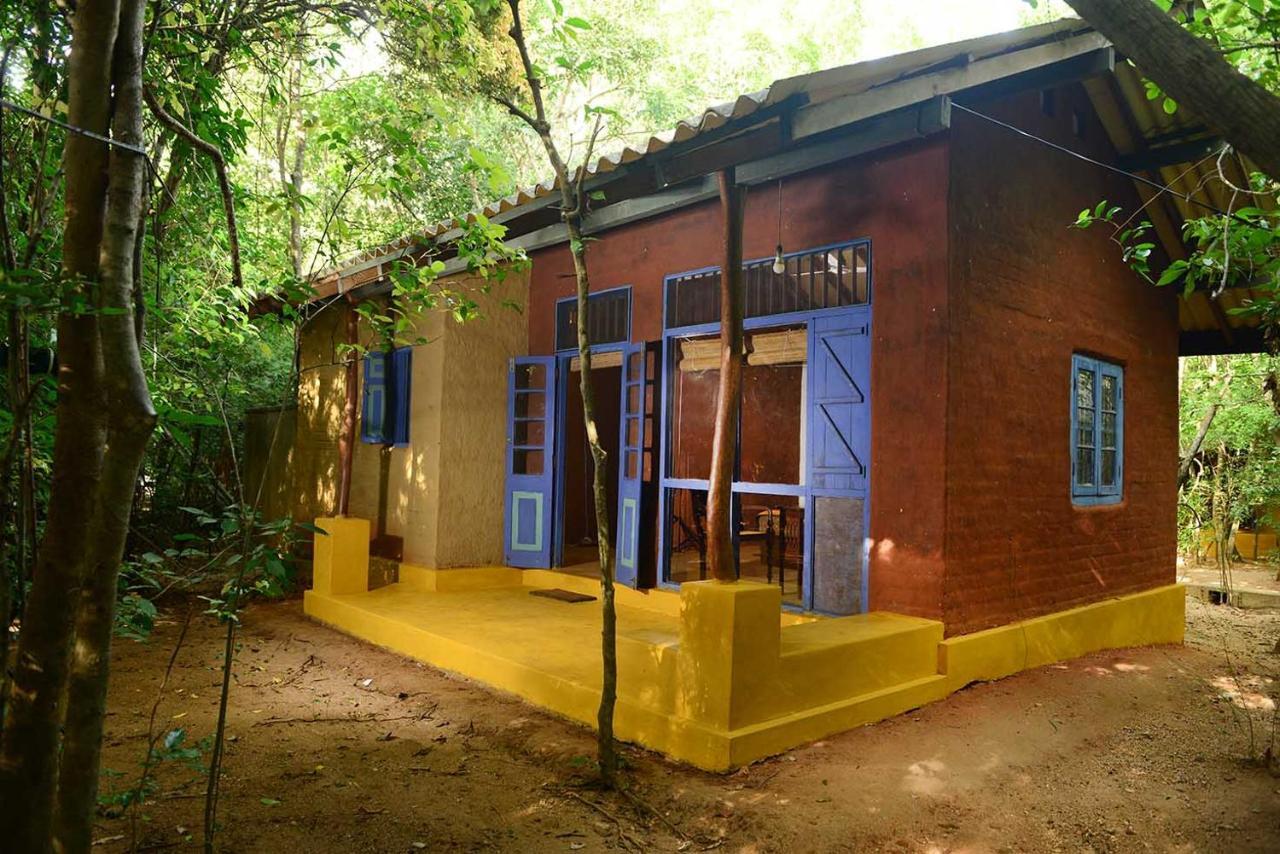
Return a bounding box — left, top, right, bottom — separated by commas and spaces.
1155, 261, 1187, 287
260, 797, 281, 807
564, 16, 592, 29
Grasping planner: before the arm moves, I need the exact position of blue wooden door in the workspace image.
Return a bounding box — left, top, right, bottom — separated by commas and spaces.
615, 343, 648, 587
806, 309, 871, 614
505, 356, 557, 568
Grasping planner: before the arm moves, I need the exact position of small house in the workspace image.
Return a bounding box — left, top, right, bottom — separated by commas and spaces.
258, 20, 1262, 770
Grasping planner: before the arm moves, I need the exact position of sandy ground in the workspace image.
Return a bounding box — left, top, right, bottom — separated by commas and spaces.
96, 595, 1279, 853
1179, 561, 1280, 595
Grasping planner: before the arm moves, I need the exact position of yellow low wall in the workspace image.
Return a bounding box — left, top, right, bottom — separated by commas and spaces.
937, 584, 1186, 689
305, 520, 1185, 771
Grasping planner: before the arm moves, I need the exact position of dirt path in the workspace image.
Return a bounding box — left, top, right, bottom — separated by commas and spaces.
97, 596, 1279, 853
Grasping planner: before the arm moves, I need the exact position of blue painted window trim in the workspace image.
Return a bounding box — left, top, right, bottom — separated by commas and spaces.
662, 238, 872, 333
1070, 353, 1123, 506
360, 346, 412, 446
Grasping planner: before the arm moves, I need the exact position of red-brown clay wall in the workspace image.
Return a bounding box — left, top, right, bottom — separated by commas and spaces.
528, 139, 952, 619
943, 84, 1179, 635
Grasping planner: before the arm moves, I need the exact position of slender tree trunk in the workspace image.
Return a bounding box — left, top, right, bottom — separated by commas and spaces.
1064, 0, 1280, 180
706, 169, 745, 582
0, 0, 120, 846
1178, 403, 1218, 490
499, 0, 619, 786
286, 33, 306, 280
203, 596, 240, 854
565, 212, 618, 786
56, 1, 157, 847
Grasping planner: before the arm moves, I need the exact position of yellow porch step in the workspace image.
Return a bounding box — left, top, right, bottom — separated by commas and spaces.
766, 612, 945, 717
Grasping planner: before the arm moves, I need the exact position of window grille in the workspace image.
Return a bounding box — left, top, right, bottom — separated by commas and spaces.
665, 241, 869, 330
555, 288, 631, 351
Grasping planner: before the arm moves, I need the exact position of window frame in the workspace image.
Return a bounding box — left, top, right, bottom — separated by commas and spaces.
553, 285, 632, 353
1070, 353, 1123, 506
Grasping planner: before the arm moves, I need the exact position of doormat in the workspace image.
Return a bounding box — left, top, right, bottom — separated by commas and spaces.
530, 588, 597, 604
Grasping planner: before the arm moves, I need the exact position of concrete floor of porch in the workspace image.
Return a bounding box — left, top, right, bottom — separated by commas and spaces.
305, 517, 1187, 771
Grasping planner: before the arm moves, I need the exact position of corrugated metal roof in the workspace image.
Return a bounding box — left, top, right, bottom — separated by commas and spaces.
312, 17, 1267, 351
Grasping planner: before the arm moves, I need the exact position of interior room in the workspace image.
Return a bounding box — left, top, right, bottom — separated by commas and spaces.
560, 355, 622, 573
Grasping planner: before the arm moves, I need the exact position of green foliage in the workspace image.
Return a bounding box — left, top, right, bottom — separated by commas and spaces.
1058, 1, 1280, 336
1179, 355, 1280, 557
1073, 201, 1158, 281
169, 505, 305, 621
97, 726, 211, 818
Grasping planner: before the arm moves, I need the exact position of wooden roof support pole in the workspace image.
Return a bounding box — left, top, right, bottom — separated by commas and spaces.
336, 294, 359, 517
706, 168, 745, 583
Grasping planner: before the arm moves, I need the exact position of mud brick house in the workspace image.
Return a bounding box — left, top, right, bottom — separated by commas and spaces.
251, 20, 1266, 770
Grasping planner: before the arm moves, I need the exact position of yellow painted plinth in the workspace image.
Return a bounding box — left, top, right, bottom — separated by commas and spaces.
312, 516, 370, 596
304, 566, 1185, 772
937, 584, 1186, 689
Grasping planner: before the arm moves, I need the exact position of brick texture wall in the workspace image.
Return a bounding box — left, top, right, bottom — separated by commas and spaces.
528, 139, 952, 619
942, 84, 1179, 635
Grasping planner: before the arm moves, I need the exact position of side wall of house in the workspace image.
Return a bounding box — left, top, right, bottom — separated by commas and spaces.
294, 302, 383, 527
292, 270, 528, 568
943, 84, 1179, 635
436, 272, 531, 566
527, 139, 952, 620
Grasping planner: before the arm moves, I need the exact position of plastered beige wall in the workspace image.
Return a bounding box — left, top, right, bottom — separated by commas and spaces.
435, 273, 529, 566
282, 269, 529, 567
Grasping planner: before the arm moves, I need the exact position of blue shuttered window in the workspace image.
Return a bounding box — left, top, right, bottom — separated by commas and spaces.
1071, 354, 1123, 505
361, 347, 412, 446
389, 346, 411, 446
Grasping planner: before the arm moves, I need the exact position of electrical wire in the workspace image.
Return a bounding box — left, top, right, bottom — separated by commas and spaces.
1, 97, 148, 157
950, 102, 1256, 226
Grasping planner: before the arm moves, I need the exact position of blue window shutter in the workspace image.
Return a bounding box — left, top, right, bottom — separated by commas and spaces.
1070, 353, 1123, 505
361, 352, 388, 444
389, 346, 412, 445
1098, 362, 1123, 499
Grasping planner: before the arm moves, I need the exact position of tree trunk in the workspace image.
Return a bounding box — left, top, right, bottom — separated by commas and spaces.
56, 1, 157, 847
1178, 403, 1218, 490
1064, 0, 1280, 180
706, 169, 745, 583
498, 0, 619, 786
562, 211, 619, 786
0, 0, 120, 846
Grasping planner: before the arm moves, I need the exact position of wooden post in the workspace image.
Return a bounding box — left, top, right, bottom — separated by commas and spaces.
706, 168, 745, 582
336, 296, 359, 516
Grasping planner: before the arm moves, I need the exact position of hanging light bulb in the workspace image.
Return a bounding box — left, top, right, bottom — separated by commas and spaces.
771, 179, 785, 274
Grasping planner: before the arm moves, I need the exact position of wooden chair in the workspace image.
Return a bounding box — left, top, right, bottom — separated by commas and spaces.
672, 490, 709, 579
764, 506, 804, 596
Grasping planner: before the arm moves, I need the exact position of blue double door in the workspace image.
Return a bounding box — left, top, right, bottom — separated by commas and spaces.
503, 343, 650, 586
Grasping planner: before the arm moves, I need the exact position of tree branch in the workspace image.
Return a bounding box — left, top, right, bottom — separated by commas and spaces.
1064, 0, 1280, 181
142, 86, 243, 291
